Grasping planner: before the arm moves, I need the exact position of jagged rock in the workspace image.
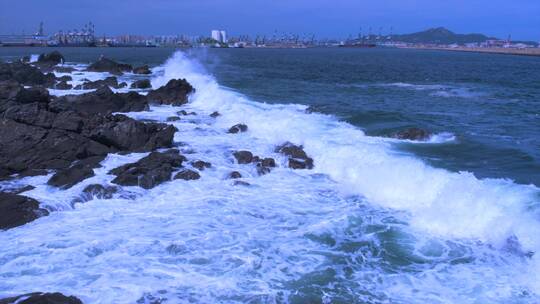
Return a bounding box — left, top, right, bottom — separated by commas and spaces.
73, 76, 121, 90
130, 79, 151, 89
276, 142, 314, 170
233, 180, 250, 186
47, 156, 105, 189
229, 171, 242, 179
55, 66, 76, 73
233, 151, 254, 164
8, 185, 36, 195
174, 169, 200, 181
228, 124, 248, 134
146, 79, 194, 106
167, 116, 180, 122
256, 158, 276, 175
109, 150, 185, 189
37, 51, 65, 66
392, 128, 432, 141
118, 82, 127, 88
55, 80, 73, 90
0, 193, 49, 230
57, 75, 72, 82
0, 62, 55, 86
191, 160, 211, 170
177, 110, 196, 116
133, 65, 151, 74
0, 292, 82, 304
210, 111, 220, 118
87, 57, 133, 75
50, 86, 148, 114
80, 184, 118, 201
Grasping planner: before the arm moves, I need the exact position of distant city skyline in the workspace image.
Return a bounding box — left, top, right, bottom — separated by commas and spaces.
1, 0, 539, 41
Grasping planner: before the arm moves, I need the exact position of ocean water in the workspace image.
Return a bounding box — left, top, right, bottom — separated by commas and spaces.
0, 47, 539, 303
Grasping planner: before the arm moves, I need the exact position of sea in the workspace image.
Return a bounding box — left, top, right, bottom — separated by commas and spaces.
0, 47, 539, 303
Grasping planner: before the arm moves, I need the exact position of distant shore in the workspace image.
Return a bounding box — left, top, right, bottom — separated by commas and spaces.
402, 46, 540, 57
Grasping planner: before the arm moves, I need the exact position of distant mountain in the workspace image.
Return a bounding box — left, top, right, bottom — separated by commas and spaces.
392, 27, 495, 44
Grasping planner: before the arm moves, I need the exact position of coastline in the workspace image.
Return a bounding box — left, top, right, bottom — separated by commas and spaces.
400, 46, 540, 57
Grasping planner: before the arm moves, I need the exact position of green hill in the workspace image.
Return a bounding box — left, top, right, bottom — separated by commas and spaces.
392, 27, 494, 44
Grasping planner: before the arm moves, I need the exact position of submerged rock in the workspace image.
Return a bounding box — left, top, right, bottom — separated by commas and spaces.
0, 292, 82, 304
0, 193, 49, 230
275, 142, 314, 170
210, 111, 220, 118
228, 171, 242, 179
80, 184, 118, 201
109, 150, 186, 189
146, 79, 194, 106
191, 160, 211, 170
167, 116, 180, 122
133, 65, 151, 75
174, 169, 201, 181
233, 151, 254, 164
87, 57, 133, 75
228, 124, 248, 134
54, 80, 73, 90
130, 79, 152, 89
392, 127, 432, 141
37, 51, 65, 66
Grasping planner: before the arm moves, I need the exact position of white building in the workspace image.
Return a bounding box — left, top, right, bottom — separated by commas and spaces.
211, 30, 227, 43
220, 30, 227, 43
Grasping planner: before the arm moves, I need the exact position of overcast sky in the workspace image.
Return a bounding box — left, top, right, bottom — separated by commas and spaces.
1, 0, 539, 40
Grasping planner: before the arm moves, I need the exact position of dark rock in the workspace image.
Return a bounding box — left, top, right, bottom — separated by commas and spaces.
109, 150, 185, 189
37, 51, 65, 66
10, 185, 36, 194
130, 79, 151, 89
118, 82, 127, 88
54, 66, 76, 73
261, 158, 276, 167
233, 180, 250, 186
47, 156, 105, 189
0, 292, 82, 304
0, 62, 55, 86
74, 76, 120, 90
55, 81, 73, 90
191, 160, 211, 170
57, 75, 72, 82
229, 171, 242, 179
81, 184, 118, 201
177, 110, 196, 116
167, 116, 180, 122
210, 111, 220, 118
87, 57, 133, 75
276, 142, 314, 170
228, 124, 248, 134
133, 65, 151, 75
0, 193, 48, 230
255, 158, 276, 175
173, 169, 200, 181
392, 128, 432, 141
50, 86, 148, 114
233, 150, 253, 164
146, 79, 194, 106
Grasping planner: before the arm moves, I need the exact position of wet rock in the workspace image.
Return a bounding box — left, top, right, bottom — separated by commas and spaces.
54, 66, 76, 73
276, 142, 314, 170
80, 184, 118, 201
0, 292, 82, 304
133, 65, 151, 75
146, 78, 194, 106
130, 79, 151, 89
74, 76, 121, 90
118, 82, 127, 88
9, 185, 36, 195
229, 171, 242, 179
210, 111, 220, 118
255, 157, 276, 175
55, 80, 73, 90
392, 127, 432, 141
173, 169, 200, 181
228, 124, 248, 134
233, 180, 250, 186
57, 75, 72, 82
87, 57, 133, 75
177, 110, 196, 116
47, 156, 105, 189
191, 160, 211, 170
167, 116, 180, 122
50, 86, 148, 114
233, 151, 254, 164
0, 193, 49, 230
0, 62, 55, 86
37, 51, 65, 66
109, 150, 185, 189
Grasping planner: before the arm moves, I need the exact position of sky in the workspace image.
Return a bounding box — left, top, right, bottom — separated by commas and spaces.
0, 0, 539, 40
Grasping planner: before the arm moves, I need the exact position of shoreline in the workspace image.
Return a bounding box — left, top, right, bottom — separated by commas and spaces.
401, 46, 540, 57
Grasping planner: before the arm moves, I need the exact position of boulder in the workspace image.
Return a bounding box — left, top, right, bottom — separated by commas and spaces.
177, 110, 196, 116
0, 292, 82, 304
233, 151, 254, 164
54, 80, 73, 90
146, 79, 194, 106
47, 156, 105, 189
57, 75, 72, 82
73, 76, 121, 90
275, 142, 314, 170
210, 111, 220, 118
229, 171, 242, 179
55, 66, 76, 73
130, 79, 151, 89
256, 157, 276, 175
0, 193, 49, 230
173, 169, 200, 181
392, 128, 432, 141
191, 160, 211, 170
37, 51, 65, 66
228, 124, 248, 134
133, 65, 151, 74
109, 150, 185, 189
50, 86, 148, 114
87, 57, 133, 75
0, 62, 55, 86
80, 184, 118, 201
167, 116, 180, 122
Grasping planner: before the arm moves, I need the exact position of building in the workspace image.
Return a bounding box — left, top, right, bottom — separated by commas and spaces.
211, 30, 227, 43
220, 30, 227, 43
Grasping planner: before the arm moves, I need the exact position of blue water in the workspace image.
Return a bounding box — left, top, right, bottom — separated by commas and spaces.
0, 47, 539, 303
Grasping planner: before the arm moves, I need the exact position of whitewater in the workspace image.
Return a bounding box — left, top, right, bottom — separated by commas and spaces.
1, 51, 539, 303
